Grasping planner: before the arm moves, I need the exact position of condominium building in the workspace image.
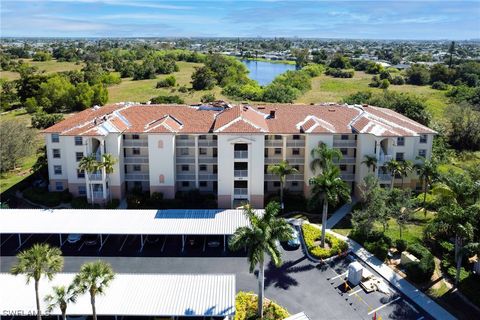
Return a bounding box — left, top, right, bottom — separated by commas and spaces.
44, 102, 435, 208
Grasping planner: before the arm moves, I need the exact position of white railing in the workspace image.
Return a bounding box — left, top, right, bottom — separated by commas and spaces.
198, 156, 217, 164
265, 140, 283, 147
92, 191, 104, 199
340, 173, 355, 181
125, 173, 149, 181
264, 174, 279, 181
234, 170, 248, 178
124, 157, 149, 164
198, 174, 218, 180
176, 156, 195, 164
333, 140, 356, 147
176, 174, 196, 180
378, 153, 393, 165
334, 157, 356, 164
234, 151, 248, 159
285, 157, 305, 165
198, 140, 217, 147
234, 188, 248, 195
176, 140, 195, 147
286, 141, 305, 148
89, 173, 103, 181
265, 157, 283, 164
123, 139, 148, 147
287, 174, 305, 181
378, 173, 392, 181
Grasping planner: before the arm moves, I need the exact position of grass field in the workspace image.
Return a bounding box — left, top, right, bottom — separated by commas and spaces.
0, 59, 84, 81
108, 61, 232, 104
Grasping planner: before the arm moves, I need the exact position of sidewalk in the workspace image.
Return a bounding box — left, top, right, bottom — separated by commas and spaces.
325, 196, 357, 229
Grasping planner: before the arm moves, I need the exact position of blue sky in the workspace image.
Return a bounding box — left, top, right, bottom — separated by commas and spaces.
1, 0, 479, 39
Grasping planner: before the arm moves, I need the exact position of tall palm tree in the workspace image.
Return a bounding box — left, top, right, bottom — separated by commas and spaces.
78, 154, 100, 202
100, 153, 117, 202
385, 159, 401, 190
73, 261, 115, 320
362, 154, 377, 173
267, 160, 298, 211
399, 160, 413, 188
44, 284, 78, 320
229, 202, 293, 318
309, 166, 351, 247
310, 143, 342, 174
10, 244, 64, 320
414, 157, 437, 216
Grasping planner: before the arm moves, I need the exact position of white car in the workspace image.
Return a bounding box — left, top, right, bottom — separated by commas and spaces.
67, 234, 82, 244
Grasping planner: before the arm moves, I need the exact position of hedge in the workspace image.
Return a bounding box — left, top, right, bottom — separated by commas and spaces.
23, 187, 71, 207
403, 243, 435, 283
235, 291, 289, 320
302, 223, 348, 259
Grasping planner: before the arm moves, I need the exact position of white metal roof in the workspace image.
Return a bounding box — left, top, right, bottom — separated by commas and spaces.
284, 312, 311, 320
0, 209, 259, 235
0, 273, 235, 316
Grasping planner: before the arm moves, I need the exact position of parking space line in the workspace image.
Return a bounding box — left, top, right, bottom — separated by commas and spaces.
348, 288, 363, 296
330, 271, 347, 280
0, 234, 14, 247
78, 242, 85, 251
161, 236, 168, 252
417, 317, 424, 320
367, 297, 401, 315
119, 235, 129, 252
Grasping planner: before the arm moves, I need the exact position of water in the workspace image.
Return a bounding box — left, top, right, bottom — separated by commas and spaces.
241, 59, 296, 86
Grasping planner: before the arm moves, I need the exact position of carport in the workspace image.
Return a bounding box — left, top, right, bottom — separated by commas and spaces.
0, 208, 260, 252
0, 272, 235, 318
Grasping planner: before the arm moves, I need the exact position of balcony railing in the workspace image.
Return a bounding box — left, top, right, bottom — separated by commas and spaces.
176, 156, 195, 164
333, 140, 357, 148
378, 154, 393, 165
334, 157, 356, 164
265, 157, 283, 164
340, 173, 355, 181
198, 140, 217, 147
88, 173, 103, 181
123, 139, 148, 147
265, 140, 283, 147
286, 141, 305, 148
124, 157, 149, 164
176, 173, 196, 181
125, 173, 149, 181
378, 173, 392, 181
198, 173, 218, 181
285, 157, 304, 165
234, 170, 248, 178
176, 140, 195, 147
198, 156, 217, 164
234, 188, 248, 195
234, 151, 248, 159
92, 191, 105, 199
287, 174, 305, 181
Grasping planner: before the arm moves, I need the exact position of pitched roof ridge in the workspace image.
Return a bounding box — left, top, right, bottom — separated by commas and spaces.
297, 115, 335, 133
144, 114, 184, 133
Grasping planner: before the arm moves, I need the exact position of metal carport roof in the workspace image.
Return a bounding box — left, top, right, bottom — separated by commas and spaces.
0, 273, 235, 317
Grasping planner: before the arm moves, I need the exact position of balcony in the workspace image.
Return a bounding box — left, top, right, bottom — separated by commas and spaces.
198, 173, 218, 181
340, 173, 355, 181
124, 157, 149, 164
285, 156, 304, 165
265, 157, 282, 164
92, 191, 105, 199
176, 173, 196, 181
198, 140, 217, 147
333, 140, 356, 148
265, 140, 283, 147
176, 140, 195, 147
89, 173, 103, 181
286, 141, 305, 148
287, 174, 304, 181
234, 151, 248, 159
234, 170, 248, 178
123, 139, 148, 147
234, 188, 248, 195
333, 157, 356, 164
176, 156, 195, 164
378, 153, 393, 165
198, 156, 217, 164
125, 173, 149, 181
378, 173, 392, 182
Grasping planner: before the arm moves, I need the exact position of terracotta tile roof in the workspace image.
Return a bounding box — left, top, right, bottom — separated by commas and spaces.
43, 102, 436, 137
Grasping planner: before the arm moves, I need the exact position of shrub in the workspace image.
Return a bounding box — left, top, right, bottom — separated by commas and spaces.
106, 198, 120, 209
235, 291, 289, 320
379, 79, 390, 89
396, 239, 408, 253
302, 64, 324, 77
364, 238, 390, 261
31, 112, 64, 129
403, 243, 435, 283
431, 81, 448, 90
71, 197, 89, 209
150, 95, 185, 104
23, 187, 64, 207
325, 68, 354, 78
200, 92, 216, 103
391, 75, 405, 85
156, 75, 176, 88
178, 85, 189, 93
262, 83, 299, 103
302, 223, 348, 259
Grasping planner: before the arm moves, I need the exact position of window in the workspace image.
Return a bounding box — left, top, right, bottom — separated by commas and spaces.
74, 136, 83, 146
132, 134, 140, 140
199, 181, 207, 187
292, 181, 299, 187
273, 181, 281, 187
274, 135, 282, 140
134, 181, 142, 189
199, 135, 206, 140
419, 134, 428, 143
157, 140, 164, 149
341, 135, 349, 140
397, 137, 405, 146
132, 148, 140, 155
199, 164, 207, 171
76, 152, 84, 162
274, 148, 282, 155
182, 181, 189, 187
55, 182, 63, 191
133, 165, 141, 172
293, 165, 300, 171
179, 135, 188, 140
77, 169, 85, 179
418, 149, 427, 158
396, 152, 404, 161
159, 174, 165, 183
181, 165, 189, 172
339, 165, 347, 171
53, 149, 61, 158
51, 134, 59, 143
180, 148, 189, 156
54, 165, 62, 175
78, 185, 86, 195
293, 135, 300, 140
340, 148, 348, 155
292, 148, 300, 155
199, 148, 207, 155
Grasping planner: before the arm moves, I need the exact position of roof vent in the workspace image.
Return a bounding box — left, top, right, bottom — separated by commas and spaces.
258, 106, 265, 110
269, 110, 276, 119
243, 106, 249, 111
362, 104, 369, 108
93, 105, 100, 110
328, 109, 336, 112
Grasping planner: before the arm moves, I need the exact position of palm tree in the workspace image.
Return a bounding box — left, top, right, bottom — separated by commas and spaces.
385, 159, 401, 190
399, 160, 413, 188
414, 157, 437, 216
10, 244, 64, 320
456, 242, 479, 287
100, 153, 117, 202
78, 154, 100, 202
362, 154, 377, 173
267, 160, 298, 211
309, 166, 351, 247
73, 261, 115, 320
229, 202, 293, 318
310, 143, 342, 174
44, 284, 78, 320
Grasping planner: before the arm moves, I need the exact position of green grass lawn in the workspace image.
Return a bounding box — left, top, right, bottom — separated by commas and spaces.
0, 59, 84, 81
108, 61, 233, 104
0, 70, 21, 81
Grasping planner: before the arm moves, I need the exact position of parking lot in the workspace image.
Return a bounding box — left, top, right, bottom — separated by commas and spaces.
1, 230, 431, 319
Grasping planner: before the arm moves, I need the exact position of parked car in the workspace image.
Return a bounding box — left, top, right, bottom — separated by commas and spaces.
283, 227, 300, 250
67, 234, 82, 244
84, 234, 99, 246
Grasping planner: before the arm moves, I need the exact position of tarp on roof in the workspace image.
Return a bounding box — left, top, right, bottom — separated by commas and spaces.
0, 273, 235, 316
